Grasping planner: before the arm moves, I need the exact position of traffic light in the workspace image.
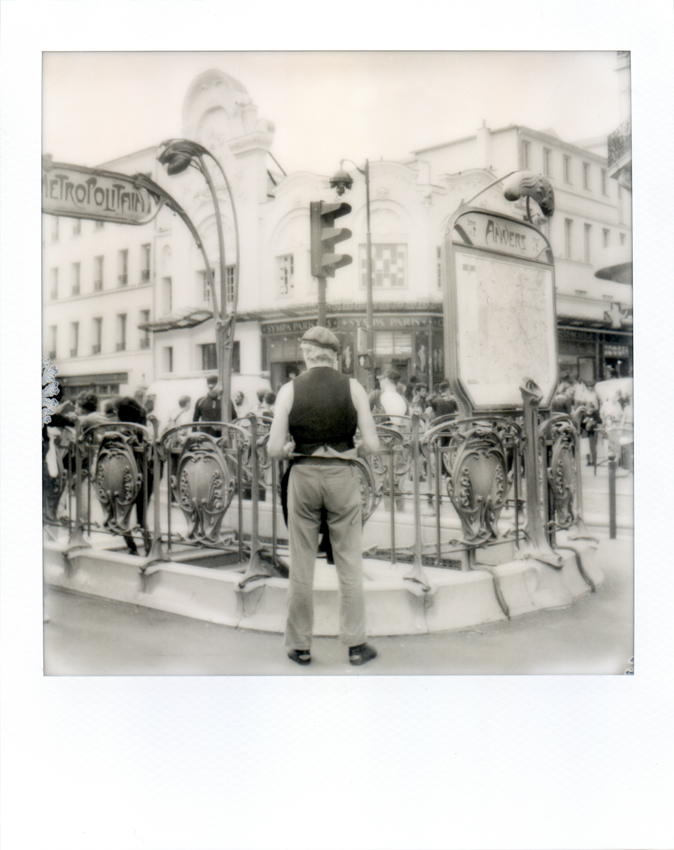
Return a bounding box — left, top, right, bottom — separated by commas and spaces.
310, 201, 352, 278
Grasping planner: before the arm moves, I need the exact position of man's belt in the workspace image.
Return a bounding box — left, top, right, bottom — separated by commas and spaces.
293, 456, 354, 466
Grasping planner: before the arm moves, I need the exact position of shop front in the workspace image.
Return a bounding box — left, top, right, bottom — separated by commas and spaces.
558, 326, 633, 383
261, 310, 445, 392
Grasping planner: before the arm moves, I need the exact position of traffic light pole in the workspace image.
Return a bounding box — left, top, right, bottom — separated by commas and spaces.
317, 276, 327, 326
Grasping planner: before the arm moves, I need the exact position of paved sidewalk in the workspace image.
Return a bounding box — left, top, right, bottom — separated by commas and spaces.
44, 536, 633, 677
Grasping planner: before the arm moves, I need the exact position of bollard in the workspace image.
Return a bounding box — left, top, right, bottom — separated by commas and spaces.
608, 450, 617, 539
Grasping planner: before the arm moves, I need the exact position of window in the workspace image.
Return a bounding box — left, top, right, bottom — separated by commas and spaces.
51, 217, 59, 241
374, 331, 413, 357
92, 317, 102, 354
69, 322, 79, 358
201, 343, 217, 371
140, 244, 151, 282
163, 346, 173, 373
116, 314, 127, 351
71, 262, 80, 296
582, 162, 591, 190
543, 148, 552, 176
162, 277, 172, 314
278, 254, 294, 296
521, 140, 531, 169
94, 256, 104, 291
584, 224, 592, 263
50, 267, 58, 299
48, 325, 57, 359
563, 155, 572, 184
437, 246, 442, 288
95, 220, 104, 230
361, 244, 407, 289
603, 229, 610, 248
232, 341, 241, 374
118, 249, 128, 286
601, 168, 608, 195
201, 270, 213, 303
139, 310, 151, 349
564, 219, 573, 259
620, 233, 627, 246
72, 219, 81, 236
225, 265, 235, 305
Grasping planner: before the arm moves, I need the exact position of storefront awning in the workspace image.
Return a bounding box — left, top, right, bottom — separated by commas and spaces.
139, 308, 214, 333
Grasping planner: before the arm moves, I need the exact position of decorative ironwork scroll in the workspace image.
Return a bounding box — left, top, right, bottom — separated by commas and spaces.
542, 415, 578, 530
368, 418, 412, 500
445, 424, 510, 546
94, 432, 143, 535
171, 432, 235, 545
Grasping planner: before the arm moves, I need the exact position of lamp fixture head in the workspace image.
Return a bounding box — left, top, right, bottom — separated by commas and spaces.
329, 165, 354, 196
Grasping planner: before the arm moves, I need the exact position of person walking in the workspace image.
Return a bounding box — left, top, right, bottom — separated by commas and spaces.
369, 368, 408, 427
267, 326, 380, 667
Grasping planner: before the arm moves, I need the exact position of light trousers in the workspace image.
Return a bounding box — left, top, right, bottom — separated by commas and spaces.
285, 462, 367, 650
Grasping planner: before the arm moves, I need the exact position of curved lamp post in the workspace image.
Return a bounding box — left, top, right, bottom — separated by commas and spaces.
157, 139, 241, 422
330, 159, 375, 391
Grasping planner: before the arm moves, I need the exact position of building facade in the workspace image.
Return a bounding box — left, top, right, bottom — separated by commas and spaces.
43, 68, 632, 408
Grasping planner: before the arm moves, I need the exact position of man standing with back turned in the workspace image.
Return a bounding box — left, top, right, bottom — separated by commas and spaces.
267, 326, 381, 667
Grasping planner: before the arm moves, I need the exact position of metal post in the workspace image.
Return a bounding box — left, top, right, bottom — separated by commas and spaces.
317, 276, 327, 326
364, 160, 375, 392
519, 379, 563, 567
404, 414, 431, 590
608, 450, 617, 539
198, 156, 231, 423
148, 416, 163, 560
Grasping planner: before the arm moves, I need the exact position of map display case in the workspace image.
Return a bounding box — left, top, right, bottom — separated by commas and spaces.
442, 207, 558, 411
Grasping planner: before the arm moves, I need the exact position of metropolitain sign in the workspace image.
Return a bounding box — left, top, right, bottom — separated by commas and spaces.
42, 158, 161, 225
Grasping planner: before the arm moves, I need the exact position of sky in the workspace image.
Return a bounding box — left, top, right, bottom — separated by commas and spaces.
42, 51, 627, 177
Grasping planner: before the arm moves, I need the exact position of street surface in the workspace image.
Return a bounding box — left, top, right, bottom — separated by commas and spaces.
44, 461, 633, 676
44, 535, 633, 676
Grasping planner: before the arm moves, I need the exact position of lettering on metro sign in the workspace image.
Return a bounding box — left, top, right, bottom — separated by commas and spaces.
453, 210, 552, 263
42, 160, 160, 225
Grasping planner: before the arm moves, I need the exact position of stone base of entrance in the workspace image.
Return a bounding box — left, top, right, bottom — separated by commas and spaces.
43, 533, 603, 636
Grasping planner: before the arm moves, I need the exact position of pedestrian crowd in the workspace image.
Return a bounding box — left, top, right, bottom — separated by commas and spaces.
550, 374, 633, 469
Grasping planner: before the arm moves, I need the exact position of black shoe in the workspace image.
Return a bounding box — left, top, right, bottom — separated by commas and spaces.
349, 643, 377, 666
287, 649, 311, 665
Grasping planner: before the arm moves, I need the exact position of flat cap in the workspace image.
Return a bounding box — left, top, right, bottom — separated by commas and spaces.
301, 325, 340, 353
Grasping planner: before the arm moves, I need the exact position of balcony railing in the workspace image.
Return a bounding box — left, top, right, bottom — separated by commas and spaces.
608, 118, 631, 170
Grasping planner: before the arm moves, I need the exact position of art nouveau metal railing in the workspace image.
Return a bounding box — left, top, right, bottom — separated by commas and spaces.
44, 404, 589, 598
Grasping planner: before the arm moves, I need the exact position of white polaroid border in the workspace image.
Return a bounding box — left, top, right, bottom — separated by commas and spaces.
1, 2, 671, 849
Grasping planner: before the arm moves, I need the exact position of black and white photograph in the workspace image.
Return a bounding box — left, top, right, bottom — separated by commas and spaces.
40, 49, 633, 676
2, 3, 672, 849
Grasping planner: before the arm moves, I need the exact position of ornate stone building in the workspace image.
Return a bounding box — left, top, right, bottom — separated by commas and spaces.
43, 68, 632, 406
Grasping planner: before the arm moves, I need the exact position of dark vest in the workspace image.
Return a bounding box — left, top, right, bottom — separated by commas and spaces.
288, 368, 357, 454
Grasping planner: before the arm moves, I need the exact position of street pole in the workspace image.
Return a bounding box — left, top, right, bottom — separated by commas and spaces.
197, 154, 230, 421
317, 276, 327, 326
364, 159, 375, 392
157, 139, 241, 425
